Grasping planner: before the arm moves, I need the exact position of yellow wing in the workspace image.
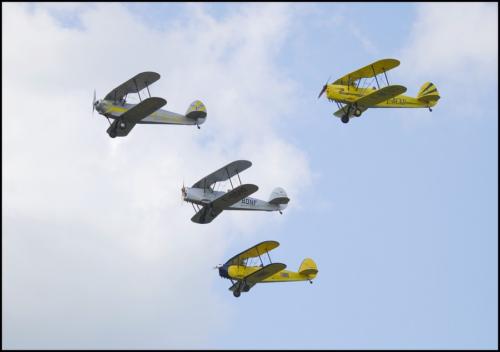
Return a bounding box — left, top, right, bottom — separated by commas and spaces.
225, 240, 279, 266
333, 58, 400, 85
333, 85, 407, 118
229, 263, 287, 292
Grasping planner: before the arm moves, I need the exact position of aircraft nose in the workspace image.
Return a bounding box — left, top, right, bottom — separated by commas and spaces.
218, 265, 229, 279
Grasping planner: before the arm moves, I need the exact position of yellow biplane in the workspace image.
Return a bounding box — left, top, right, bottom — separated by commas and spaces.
318, 58, 440, 123
217, 240, 318, 298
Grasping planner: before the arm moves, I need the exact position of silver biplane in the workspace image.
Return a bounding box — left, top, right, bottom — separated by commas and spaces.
93, 72, 207, 138
182, 160, 290, 224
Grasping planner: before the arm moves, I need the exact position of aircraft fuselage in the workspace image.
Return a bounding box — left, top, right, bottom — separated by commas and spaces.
95, 99, 206, 126
326, 84, 437, 108
184, 187, 281, 212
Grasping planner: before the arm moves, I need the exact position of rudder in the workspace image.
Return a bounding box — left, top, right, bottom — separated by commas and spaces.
185, 100, 207, 121
417, 82, 440, 106
298, 258, 318, 279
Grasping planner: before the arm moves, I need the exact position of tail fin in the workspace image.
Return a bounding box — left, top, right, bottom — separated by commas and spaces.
298, 258, 318, 279
185, 100, 207, 120
268, 187, 290, 210
417, 82, 440, 107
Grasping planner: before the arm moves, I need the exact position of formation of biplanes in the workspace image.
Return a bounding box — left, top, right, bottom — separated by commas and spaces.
95, 59, 439, 297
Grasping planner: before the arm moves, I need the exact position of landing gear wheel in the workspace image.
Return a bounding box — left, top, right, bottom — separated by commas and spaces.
341, 115, 349, 124
233, 290, 241, 298
109, 131, 117, 138
354, 109, 362, 117
119, 121, 126, 129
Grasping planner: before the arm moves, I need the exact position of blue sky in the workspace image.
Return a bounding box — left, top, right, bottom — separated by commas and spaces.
3, 2, 497, 349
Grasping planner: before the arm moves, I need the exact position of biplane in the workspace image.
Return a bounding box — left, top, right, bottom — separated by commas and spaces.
317, 58, 440, 123
93, 72, 207, 137
182, 160, 290, 224
217, 240, 318, 297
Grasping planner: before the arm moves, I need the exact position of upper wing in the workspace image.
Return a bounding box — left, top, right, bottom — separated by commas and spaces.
225, 240, 280, 266
333, 59, 400, 85
106, 97, 166, 136
190, 184, 258, 224
104, 72, 161, 102
192, 160, 252, 189
333, 85, 407, 118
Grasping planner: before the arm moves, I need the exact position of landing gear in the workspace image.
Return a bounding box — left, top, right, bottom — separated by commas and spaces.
341, 115, 349, 124
196, 124, 200, 130
354, 108, 362, 117
309, 280, 313, 284
233, 290, 241, 298
279, 210, 283, 215
119, 121, 127, 129
109, 130, 117, 138
428, 107, 433, 112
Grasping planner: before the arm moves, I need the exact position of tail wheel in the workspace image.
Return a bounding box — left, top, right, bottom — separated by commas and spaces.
341, 115, 349, 124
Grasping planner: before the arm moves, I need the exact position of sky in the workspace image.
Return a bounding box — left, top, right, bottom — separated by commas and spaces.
2, 2, 498, 349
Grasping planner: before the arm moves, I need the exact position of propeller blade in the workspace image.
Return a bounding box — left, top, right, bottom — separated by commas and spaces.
317, 85, 327, 99
318, 76, 332, 99
92, 89, 96, 114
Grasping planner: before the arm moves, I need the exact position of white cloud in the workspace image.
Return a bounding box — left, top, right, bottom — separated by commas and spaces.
394, 2, 498, 123
2, 3, 312, 348
400, 2, 498, 81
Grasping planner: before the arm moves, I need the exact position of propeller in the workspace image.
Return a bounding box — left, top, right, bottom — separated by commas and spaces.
181, 180, 187, 202
317, 76, 331, 99
92, 89, 97, 115
213, 264, 222, 270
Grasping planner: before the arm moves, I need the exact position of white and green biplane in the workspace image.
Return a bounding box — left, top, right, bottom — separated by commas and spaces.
93, 72, 207, 138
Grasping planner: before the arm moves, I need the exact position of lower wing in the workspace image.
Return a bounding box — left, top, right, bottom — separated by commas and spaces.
334, 85, 407, 118
190, 184, 258, 224
108, 97, 166, 137
229, 263, 287, 292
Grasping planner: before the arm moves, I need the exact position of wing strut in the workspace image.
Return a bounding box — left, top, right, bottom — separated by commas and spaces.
133, 78, 142, 102
371, 65, 380, 89
255, 247, 264, 266
226, 168, 234, 189
236, 170, 242, 186
383, 69, 390, 86
266, 250, 272, 264
145, 81, 151, 98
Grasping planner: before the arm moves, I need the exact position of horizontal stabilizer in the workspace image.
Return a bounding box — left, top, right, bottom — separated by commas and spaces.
185, 100, 207, 120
